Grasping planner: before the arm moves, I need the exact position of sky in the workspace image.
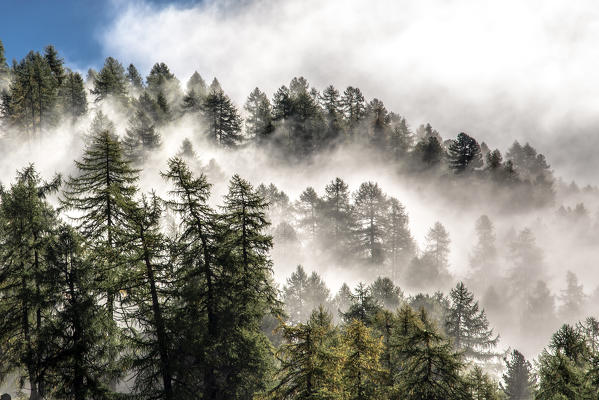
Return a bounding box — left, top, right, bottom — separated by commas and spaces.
2, 0, 599, 184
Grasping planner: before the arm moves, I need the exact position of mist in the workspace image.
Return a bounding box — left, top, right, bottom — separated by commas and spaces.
1, 1, 599, 398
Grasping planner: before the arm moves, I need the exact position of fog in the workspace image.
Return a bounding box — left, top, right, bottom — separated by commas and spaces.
103, 0, 599, 184
2, 1, 599, 396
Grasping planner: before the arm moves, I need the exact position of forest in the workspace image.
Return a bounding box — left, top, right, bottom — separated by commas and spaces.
1, 39, 599, 400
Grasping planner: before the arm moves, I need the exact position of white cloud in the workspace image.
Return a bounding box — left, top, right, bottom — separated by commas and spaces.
103, 0, 599, 183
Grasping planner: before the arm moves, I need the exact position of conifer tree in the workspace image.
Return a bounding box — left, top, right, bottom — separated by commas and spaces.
187, 71, 207, 98
7, 51, 58, 135
342, 283, 382, 326
447, 132, 483, 173
466, 366, 501, 400
202, 88, 243, 147
91, 56, 128, 103
341, 319, 386, 400
367, 99, 390, 149
341, 86, 366, 134
123, 107, 162, 164
245, 87, 274, 144
61, 112, 139, 319
500, 349, 535, 400
383, 197, 413, 278
445, 282, 499, 360
0, 39, 9, 83
43, 45, 65, 87
389, 114, 414, 159
296, 187, 321, 242
59, 71, 87, 119
118, 193, 174, 399
161, 157, 218, 398
0, 165, 61, 400
44, 225, 120, 400
413, 135, 444, 169
395, 310, 467, 400
370, 277, 403, 310
320, 85, 343, 146
321, 178, 355, 258
146, 62, 178, 96
353, 181, 388, 265
283, 266, 331, 324
126, 63, 144, 90
268, 307, 343, 400
559, 271, 586, 322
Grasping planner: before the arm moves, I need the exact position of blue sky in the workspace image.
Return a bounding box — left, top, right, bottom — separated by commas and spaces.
0, 0, 200, 69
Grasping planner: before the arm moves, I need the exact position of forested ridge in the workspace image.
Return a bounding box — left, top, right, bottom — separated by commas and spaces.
1, 41, 599, 400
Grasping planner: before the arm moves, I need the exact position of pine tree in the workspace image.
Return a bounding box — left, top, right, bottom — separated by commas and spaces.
283, 266, 331, 324
91, 56, 128, 103
407, 222, 452, 288
321, 178, 355, 258
43, 45, 65, 87
367, 99, 390, 149
161, 157, 218, 398
395, 310, 467, 400
61, 112, 139, 320
126, 63, 144, 90
500, 349, 534, 400
342, 283, 382, 326
118, 193, 174, 399
447, 132, 483, 173
341, 86, 366, 134
202, 88, 243, 147
146, 62, 178, 97
370, 277, 403, 311
389, 114, 414, 160
59, 71, 87, 119
123, 107, 162, 164
320, 85, 343, 146
0, 165, 61, 400
187, 71, 207, 98
445, 282, 499, 360
296, 187, 321, 242
245, 87, 274, 144
287, 77, 323, 158
413, 135, 444, 169
6, 51, 58, 135
559, 271, 585, 322
469, 215, 498, 289
466, 366, 501, 400
383, 197, 414, 279
0, 39, 9, 84
341, 319, 386, 400
353, 182, 388, 265
268, 307, 343, 400
44, 225, 120, 400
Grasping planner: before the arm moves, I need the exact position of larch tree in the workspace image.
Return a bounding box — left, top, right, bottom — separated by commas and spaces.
500, 349, 535, 400
267, 307, 343, 400
445, 282, 499, 360
61, 112, 139, 320
296, 187, 321, 242
0, 165, 61, 400
353, 181, 388, 265
202, 88, 243, 147
245, 87, 274, 144
44, 225, 120, 400
118, 193, 175, 400
91, 56, 128, 104
59, 71, 87, 119
447, 132, 483, 173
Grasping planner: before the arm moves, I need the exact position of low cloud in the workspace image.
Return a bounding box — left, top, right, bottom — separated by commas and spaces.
102, 0, 599, 183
